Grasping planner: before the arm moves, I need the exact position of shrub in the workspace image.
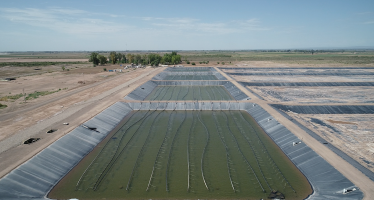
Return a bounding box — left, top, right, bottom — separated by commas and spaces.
186, 61, 190, 64
206, 61, 209, 64
199, 62, 203, 64
0, 103, 7, 109
61, 66, 65, 71
222, 62, 225, 65
0, 93, 23, 101
217, 62, 220, 64
191, 62, 196, 65
103, 68, 107, 71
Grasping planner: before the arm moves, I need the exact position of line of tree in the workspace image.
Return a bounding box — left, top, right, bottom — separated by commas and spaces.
89, 51, 181, 66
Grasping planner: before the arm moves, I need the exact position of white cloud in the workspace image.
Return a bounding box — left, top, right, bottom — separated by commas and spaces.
142, 16, 268, 34
0, 7, 269, 37
0, 7, 129, 35
356, 12, 373, 15
363, 20, 374, 24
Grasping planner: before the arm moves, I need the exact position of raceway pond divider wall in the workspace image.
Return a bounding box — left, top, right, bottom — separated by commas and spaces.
0, 101, 363, 200
124, 80, 250, 101
152, 67, 227, 80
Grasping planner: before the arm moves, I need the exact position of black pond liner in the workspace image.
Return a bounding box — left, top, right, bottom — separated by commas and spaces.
23, 138, 40, 145
239, 81, 374, 87
227, 72, 374, 76
124, 80, 249, 101
219, 67, 374, 70
46, 129, 57, 133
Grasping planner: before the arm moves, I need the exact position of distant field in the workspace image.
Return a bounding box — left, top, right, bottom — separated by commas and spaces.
49, 110, 311, 200
164, 75, 217, 80
0, 52, 89, 59
179, 51, 374, 65
1, 51, 373, 66
145, 86, 234, 101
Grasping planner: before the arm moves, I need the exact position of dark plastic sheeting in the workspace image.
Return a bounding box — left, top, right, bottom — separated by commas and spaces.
227, 72, 374, 76
271, 104, 374, 114
239, 81, 374, 87
220, 67, 374, 70
152, 71, 227, 80
124, 81, 250, 101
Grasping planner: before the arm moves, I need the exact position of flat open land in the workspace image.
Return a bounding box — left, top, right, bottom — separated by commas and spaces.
249, 86, 374, 104
145, 86, 234, 101
285, 113, 374, 171
49, 110, 311, 200
233, 75, 374, 82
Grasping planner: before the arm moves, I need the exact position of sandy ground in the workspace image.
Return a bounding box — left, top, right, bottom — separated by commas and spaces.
214, 66, 374, 200
250, 86, 374, 104
0, 66, 165, 178
287, 113, 374, 173
235, 75, 374, 82
219, 60, 374, 68
0, 70, 118, 117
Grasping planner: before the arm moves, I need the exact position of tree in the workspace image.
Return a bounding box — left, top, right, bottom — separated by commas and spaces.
171, 54, 181, 64
117, 53, 123, 63
161, 52, 181, 65
148, 53, 162, 66
135, 54, 142, 65
89, 52, 99, 65
121, 54, 127, 63
126, 54, 134, 64
109, 51, 118, 64
162, 53, 172, 64
98, 55, 108, 65
142, 54, 148, 65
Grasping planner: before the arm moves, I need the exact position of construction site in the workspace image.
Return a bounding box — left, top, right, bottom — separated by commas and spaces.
0, 63, 373, 200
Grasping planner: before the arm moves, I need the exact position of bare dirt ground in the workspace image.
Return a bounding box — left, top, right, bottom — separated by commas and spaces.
233, 75, 374, 82
0, 69, 121, 117
0, 66, 165, 178
0, 61, 131, 79
218, 60, 374, 68
215, 65, 374, 200
250, 86, 374, 104
287, 113, 374, 172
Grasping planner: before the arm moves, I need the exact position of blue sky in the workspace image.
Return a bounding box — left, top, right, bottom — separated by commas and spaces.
0, 0, 373, 51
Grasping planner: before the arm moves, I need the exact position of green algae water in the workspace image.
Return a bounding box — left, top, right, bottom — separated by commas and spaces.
49, 110, 312, 200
